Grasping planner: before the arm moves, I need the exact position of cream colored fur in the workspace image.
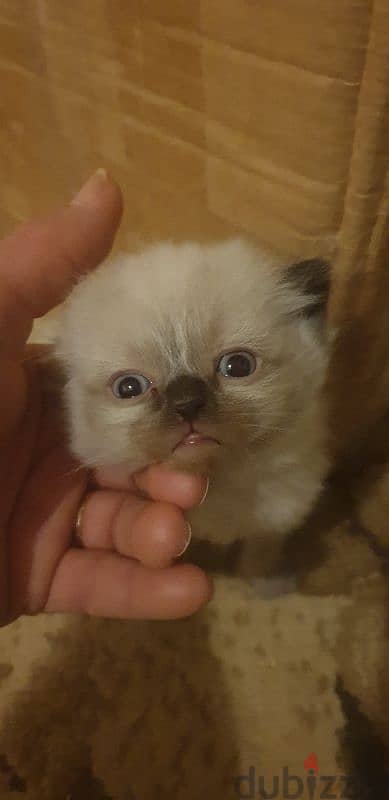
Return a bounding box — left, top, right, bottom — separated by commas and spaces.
56, 239, 330, 546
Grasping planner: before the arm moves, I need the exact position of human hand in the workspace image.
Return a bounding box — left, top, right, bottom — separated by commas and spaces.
0, 170, 212, 625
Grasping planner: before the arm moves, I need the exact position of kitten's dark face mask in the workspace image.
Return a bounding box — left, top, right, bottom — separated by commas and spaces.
107, 352, 265, 474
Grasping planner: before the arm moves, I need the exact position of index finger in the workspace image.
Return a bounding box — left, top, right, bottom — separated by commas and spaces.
95, 463, 209, 510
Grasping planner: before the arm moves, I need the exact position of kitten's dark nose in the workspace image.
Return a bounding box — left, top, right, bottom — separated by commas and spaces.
166, 375, 208, 421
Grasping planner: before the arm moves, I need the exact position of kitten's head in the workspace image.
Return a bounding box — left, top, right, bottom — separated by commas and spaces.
57, 239, 330, 475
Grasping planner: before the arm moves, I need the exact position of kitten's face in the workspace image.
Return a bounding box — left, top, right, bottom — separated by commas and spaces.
57, 240, 329, 475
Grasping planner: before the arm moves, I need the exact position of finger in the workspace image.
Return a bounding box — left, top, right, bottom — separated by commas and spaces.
95, 463, 209, 510
45, 550, 213, 619
0, 169, 123, 352
7, 445, 88, 620
76, 491, 191, 568
135, 466, 209, 509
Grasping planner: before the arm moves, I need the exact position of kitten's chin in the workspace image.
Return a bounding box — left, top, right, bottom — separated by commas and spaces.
165, 440, 222, 474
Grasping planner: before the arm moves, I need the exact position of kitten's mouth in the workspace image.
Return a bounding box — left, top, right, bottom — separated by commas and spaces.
172, 429, 220, 451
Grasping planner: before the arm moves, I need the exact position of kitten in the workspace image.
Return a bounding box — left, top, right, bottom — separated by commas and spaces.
56, 239, 331, 553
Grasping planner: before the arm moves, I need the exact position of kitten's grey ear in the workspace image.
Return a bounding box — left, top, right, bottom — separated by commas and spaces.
283, 258, 330, 318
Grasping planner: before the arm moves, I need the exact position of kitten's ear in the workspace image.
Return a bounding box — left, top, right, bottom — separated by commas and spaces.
282, 258, 331, 319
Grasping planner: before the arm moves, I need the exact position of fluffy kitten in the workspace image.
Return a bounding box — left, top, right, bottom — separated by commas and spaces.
56, 239, 330, 549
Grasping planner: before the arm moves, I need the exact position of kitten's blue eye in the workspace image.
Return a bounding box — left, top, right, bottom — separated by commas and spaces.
111, 373, 152, 399
217, 351, 256, 378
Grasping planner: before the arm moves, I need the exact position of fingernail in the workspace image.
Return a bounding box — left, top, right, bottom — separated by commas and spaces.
199, 477, 210, 505
71, 168, 108, 208
74, 501, 86, 546
176, 522, 192, 558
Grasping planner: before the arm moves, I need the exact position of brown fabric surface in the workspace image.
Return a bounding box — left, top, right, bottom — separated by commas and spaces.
328, 0, 389, 453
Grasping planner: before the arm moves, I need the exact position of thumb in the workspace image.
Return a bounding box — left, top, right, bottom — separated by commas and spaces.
0, 169, 123, 349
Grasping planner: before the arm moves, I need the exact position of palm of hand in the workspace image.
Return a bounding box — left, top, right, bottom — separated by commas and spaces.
0, 356, 86, 621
